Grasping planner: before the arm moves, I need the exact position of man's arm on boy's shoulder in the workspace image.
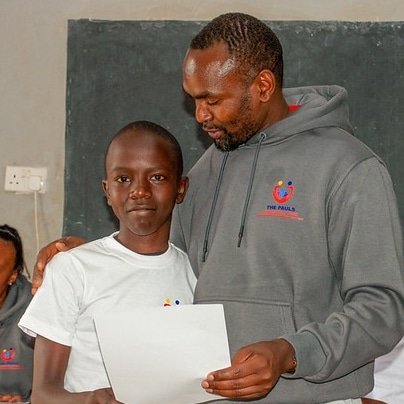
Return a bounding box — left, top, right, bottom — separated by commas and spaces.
32, 236, 86, 294
31, 335, 121, 404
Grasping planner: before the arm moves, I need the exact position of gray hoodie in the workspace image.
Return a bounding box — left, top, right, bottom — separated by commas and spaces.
171, 85, 404, 403
0, 275, 34, 401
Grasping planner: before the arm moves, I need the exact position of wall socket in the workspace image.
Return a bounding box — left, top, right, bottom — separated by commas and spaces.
4, 166, 48, 193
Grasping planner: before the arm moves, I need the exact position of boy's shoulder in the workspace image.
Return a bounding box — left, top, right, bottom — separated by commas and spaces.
168, 241, 189, 259
49, 233, 116, 266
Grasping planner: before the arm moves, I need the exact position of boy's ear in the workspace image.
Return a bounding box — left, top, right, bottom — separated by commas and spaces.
176, 176, 189, 204
102, 180, 112, 206
8, 270, 18, 286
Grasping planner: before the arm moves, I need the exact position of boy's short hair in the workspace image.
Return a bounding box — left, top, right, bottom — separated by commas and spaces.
105, 120, 184, 178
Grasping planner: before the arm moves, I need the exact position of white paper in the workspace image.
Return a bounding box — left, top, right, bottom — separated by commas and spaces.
94, 304, 230, 404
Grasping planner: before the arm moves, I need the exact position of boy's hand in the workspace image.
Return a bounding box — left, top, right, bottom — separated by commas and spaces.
85, 388, 123, 404
32, 236, 86, 294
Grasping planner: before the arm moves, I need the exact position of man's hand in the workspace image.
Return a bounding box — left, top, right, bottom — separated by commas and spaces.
201, 338, 296, 400
32, 236, 86, 294
85, 388, 123, 404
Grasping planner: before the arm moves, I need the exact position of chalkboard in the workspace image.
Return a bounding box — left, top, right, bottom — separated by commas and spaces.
64, 20, 404, 240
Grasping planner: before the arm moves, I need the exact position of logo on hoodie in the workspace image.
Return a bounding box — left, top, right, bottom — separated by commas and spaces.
272, 180, 294, 204
0, 347, 23, 370
1, 347, 16, 361
257, 179, 304, 221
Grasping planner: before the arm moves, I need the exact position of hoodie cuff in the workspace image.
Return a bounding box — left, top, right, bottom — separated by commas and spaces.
280, 332, 326, 378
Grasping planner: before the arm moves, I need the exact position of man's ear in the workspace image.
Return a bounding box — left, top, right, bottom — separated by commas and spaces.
176, 176, 189, 204
102, 180, 112, 206
254, 69, 276, 102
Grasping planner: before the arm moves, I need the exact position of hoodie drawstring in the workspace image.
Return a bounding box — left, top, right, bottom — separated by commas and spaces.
238, 132, 266, 247
201, 132, 266, 262
202, 151, 229, 262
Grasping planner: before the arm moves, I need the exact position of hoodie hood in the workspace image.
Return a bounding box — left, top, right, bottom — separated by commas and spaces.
243, 85, 353, 147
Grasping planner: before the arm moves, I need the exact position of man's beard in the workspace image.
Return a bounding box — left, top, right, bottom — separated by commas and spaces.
212, 118, 260, 152
213, 129, 244, 152
211, 93, 259, 152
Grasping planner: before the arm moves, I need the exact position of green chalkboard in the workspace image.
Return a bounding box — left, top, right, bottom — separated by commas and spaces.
64, 20, 404, 240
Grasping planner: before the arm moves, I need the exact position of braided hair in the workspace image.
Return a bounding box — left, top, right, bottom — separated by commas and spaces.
190, 12, 284, 85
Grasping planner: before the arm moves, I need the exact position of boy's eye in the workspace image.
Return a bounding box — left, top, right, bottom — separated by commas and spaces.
207, 99, 218, 106
151, 174, 165, 181
115, 176, 131, 183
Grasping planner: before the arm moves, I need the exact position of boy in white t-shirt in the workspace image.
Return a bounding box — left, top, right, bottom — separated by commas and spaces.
19, 121, 196, 403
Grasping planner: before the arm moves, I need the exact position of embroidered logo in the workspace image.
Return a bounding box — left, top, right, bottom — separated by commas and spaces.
0, 347, 23, 370
257, 179, 303, 221
272, 180, 294, 204
0, 348, 16, 362
163, 298, 181, 307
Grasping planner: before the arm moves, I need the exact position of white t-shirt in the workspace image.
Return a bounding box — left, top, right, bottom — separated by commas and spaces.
19, 234, 196, 392
366, 336, 404, 403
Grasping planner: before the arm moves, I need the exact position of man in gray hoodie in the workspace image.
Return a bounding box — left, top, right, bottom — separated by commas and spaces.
172, 12, 404, 404
33, 12, 403, 404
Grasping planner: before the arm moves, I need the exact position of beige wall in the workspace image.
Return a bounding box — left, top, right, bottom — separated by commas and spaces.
1, 0, 404, 273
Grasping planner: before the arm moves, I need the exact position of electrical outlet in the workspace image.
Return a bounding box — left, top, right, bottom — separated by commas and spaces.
4, 166, 47, 193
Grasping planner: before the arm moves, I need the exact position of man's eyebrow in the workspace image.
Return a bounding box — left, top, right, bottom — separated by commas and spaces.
194, 91, 212, 100
183, 88, 213, 100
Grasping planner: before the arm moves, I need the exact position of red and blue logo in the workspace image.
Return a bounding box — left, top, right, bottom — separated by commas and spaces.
163, 298, 181, 307
0, 347, 23, 370
272, 180, 295, 204
257, 179, 303, 221
1, 347, 16, 362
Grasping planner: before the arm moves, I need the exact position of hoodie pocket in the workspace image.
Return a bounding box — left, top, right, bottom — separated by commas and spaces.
196, 298, 296, 355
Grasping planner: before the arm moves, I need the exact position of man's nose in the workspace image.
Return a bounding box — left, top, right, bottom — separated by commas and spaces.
195, 102, 212, 123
